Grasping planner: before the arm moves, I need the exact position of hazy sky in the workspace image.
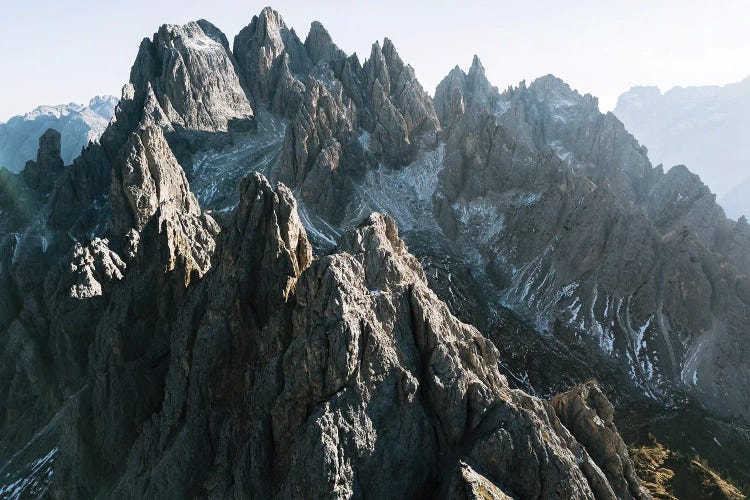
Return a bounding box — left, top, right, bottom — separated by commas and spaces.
1, 0, 749, 122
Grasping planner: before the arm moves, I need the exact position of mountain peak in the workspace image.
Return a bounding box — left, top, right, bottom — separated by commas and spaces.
19, 128, 64, 193
258, 6, 287, 30
382, 37, 406, 69
466, 55, 492, 93
527, 74, 598, 109
195, 19, 230, 49
3, 9, 750, 498
129, 20, 253, 132
469, 54, 485, 76
87, 95, 118, 109
36, 128, 63, 168
304, 20, 344, 64
369, 39, 382, 57
367, 37, 404, 67
234, 7, 310, 104
530, 73, 569, 90
306, 20, 331, 44
434, 55, 497, 128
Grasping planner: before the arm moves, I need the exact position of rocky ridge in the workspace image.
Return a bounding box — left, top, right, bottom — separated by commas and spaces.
48, 171, 650, 498
0, 6, 748, 498
429, 63, 750, 420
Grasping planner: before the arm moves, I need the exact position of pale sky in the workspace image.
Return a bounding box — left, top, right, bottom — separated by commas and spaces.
1, 0, 749, 122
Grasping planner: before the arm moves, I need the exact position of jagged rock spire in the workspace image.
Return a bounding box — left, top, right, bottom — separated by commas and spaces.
434, 55, 496, 129
233, 7, 311, 104
109, 125, 218, 281
304, 21, 345, 64
6, 8, 750, 499
360, 37, 439, 163
21, 128, 64, 193
36, 128, 64, 170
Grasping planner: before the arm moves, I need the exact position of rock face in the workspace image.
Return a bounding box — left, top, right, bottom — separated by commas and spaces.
46, 18, 253, 237
108, 125, 219, 281
47, 174, 648, 498
0, 6, 747, 497
428, 61, 750, 420
128, 20, 254, 133
21, 128, 65, 194
552, 382, 646, 500
0, 96, 118, 172
614, 78, 750, 219
233, 7, 311, 108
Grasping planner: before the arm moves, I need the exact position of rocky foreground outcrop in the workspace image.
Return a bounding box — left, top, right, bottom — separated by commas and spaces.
44, 168, 649, 498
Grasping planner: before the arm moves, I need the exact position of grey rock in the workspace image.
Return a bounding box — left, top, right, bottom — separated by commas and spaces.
48, 19, 249, 235
50, 180, 647, 498
233, 7, 311, 108
130, 20, 254, 133
431, 60, 750, 420
552, 381, 649, 499
21, 128, 65, 194
446, 461, 514, 499
304, 21, 346, 65
65, 238, 126, 299
2, 7, 746, 497
361, 38, 440, 164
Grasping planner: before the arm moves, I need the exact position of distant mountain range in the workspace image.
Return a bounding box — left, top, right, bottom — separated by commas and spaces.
0, 96, 118, 172
614, 77, 750, 219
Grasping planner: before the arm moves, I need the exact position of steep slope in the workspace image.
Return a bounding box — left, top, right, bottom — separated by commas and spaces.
614, 78, 750, 219
18, 158, 650, 497
0, 6, 747, 497
0, 96, 117, 172
0, 118, 651, 497
428, 61, 750, 421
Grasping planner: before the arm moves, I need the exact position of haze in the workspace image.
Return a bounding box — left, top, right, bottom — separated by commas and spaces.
1, 0, 749, 121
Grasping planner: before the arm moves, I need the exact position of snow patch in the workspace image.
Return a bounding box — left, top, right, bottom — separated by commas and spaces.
0, 447, 57, 498
455, 198, 505, 244
180, 33, 224, 54
296, 202, 339, 248
358, 130, 371, 152
548, 140, 583, 169
680, 333, 709, 387
12, 233, 21, 264
493, 99, 511, 119
635, 316, 653, 351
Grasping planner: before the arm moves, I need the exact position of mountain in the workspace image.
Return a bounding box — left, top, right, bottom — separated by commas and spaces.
614, 78, 750, 219
0, 96, 118, 172
1, 7, 749, 498
724, 176, 750, 221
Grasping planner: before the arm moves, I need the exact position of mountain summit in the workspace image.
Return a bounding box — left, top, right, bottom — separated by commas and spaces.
1, 7, 748, 498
